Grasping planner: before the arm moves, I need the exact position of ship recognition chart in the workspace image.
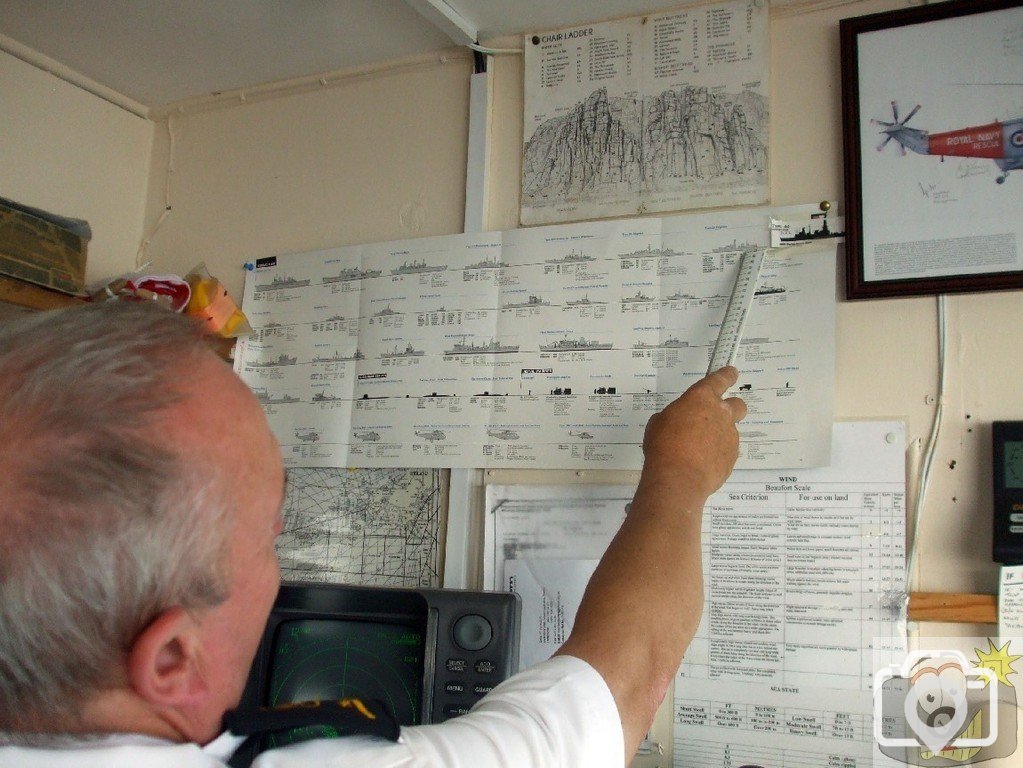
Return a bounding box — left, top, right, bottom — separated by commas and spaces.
235, 205, 836, 470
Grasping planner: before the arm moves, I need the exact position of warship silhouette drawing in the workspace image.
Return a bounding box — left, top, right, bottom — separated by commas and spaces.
373, 305, 399, 317
621, 290, 655, 303
546, 249, 594, 264
355, 431, 381, 442
312, 349, 364, 363
665, 291, 698, 301
634, 337, 689, 349
569, 430, 595, 440
754, 285, 786, 296
565, 294, 605, 306
711, 240, 758, 254
312, 391, 342, 402
255, 275, 310, 291
247, 354, 298, 368
464, 257, 502, 269
381, 343, 425, 359
618, 245, 680, 259
295, 429, 320, 443
540, 337, 613, 352
780, 218, 840, 242
391, 259, 447, 275
445, 340, 520, 355
502, 295, 549, 309
322, 267, 382, 283
254, 390, 299, 405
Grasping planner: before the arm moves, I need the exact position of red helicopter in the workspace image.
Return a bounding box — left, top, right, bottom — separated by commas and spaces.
872, 101, 1023, 184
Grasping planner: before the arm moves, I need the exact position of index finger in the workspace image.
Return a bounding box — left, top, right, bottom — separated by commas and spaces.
701, 366, 739, 397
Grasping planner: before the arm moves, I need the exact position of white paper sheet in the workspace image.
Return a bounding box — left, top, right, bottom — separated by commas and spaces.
681, 421, 907, 690
673, 680, 904, 767
484, 484, 633, 591
484, 422, 908, 767
1000, 565, 1023, 636
504, 558, 598, 671
521, 0, 769, 225
237, 205, 836, 470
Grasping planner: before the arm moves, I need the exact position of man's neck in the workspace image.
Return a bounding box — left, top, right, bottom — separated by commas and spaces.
66, 689, 198, 744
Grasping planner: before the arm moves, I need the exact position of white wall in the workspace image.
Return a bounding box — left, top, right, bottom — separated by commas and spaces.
143, 52, 474, 301
0, 49, 152, 286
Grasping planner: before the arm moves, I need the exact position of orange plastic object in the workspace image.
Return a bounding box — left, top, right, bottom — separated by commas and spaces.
186, 277, 247, 337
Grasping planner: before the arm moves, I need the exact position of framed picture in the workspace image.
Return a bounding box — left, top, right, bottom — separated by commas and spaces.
840, 0, 1023, 300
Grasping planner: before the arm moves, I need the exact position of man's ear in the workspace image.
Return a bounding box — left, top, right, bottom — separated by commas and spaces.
127, 606, 210, 707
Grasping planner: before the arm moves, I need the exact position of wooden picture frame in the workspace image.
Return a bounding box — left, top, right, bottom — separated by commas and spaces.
840, 0, 1023, 300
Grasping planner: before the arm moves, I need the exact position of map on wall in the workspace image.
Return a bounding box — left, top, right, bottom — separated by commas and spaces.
276, 467, 445, 587
522, 0, 769, 226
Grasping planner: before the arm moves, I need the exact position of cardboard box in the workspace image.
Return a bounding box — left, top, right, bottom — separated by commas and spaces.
0, 200, 88, 295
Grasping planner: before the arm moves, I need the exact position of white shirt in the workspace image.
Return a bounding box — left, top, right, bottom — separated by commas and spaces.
0, 655, 624, 768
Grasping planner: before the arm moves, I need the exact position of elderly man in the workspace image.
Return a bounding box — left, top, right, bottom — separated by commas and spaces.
0, 301, 744, 767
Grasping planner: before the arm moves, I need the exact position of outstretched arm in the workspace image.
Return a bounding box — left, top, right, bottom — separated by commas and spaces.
555, 366, 746, 760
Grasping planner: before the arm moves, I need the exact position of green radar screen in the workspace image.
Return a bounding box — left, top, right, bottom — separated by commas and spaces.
267, 619, 424, 747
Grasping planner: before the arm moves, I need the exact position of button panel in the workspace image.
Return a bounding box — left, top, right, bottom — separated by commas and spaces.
437, 616, 510, 720
426, 593, 519, 724
439, 651, 499, 717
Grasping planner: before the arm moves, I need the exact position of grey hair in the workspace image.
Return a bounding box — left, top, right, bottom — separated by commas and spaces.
0, 301, 235, 730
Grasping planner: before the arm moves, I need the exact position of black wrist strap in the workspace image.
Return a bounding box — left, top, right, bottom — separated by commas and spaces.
223, 698, 400, 768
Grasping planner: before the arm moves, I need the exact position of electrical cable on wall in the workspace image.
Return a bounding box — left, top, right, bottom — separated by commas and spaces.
135, 113, 176, 269
906, 293, 949, 593
468, 42, 522, 56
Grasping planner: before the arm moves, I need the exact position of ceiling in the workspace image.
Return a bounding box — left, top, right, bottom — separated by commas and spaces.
0, 0, 681, 114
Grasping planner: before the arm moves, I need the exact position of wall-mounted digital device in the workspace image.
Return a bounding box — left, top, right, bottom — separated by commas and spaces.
993, 421, 1023, 564
236, 582, 520, 753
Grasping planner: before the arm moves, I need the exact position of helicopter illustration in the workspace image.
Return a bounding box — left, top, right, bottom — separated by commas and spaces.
568, 430, 594, 440
872, 101, 1023, 184
486, 428, 520, 441
415, 429, 446, 442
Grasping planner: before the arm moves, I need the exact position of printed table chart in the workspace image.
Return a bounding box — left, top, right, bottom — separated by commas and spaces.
683, 486, 905, 690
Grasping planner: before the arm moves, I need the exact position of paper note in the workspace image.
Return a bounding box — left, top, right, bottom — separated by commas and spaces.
504, 558, 598, 671
1001, 565, 1023, 636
